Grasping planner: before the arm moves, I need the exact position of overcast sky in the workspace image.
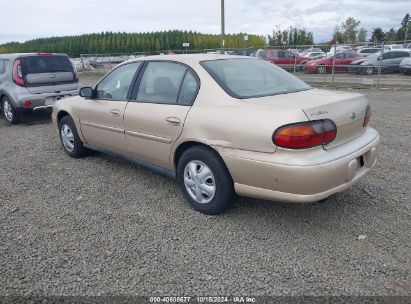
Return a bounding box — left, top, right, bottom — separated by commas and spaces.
0, 0, 409, 44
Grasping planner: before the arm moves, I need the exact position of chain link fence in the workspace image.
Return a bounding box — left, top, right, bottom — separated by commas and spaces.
76, 40, 411, 89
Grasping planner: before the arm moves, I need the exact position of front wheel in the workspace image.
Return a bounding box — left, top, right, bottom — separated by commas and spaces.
2, 97, 19, 124
59, 115, 87, 158
177, 146, 234, 215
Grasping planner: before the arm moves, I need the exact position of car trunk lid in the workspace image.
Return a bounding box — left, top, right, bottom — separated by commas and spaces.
19, 55, 78, 93
243, 88, 368, 149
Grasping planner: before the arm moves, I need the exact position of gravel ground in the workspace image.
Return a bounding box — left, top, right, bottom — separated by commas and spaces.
0, 78, 410, 297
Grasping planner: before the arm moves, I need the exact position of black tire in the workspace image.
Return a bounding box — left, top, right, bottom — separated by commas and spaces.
177, 146, 234, 215
364, 66, 375, 75
2, 96, 19, 124
58, 115, 87, 158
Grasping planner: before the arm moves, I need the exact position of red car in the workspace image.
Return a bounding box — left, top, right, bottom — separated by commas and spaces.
257, 49, 311, 67
303, 52, 360, 74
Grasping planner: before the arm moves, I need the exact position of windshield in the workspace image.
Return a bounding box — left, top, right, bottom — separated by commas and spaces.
20, 55, 74, 76
201, 58, 312, 98
367, 51, 383, 59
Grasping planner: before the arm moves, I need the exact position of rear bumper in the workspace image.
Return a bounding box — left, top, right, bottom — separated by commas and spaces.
14, 89, 79, 110
219, 128, 380, 203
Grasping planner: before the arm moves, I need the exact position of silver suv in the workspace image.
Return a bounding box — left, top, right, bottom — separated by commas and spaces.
0, 53, 80, 124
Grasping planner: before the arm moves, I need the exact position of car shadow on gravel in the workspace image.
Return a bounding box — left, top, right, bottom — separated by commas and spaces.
0, 111, 52, 126
229, 188, 372, 224
18, 111, 52, 126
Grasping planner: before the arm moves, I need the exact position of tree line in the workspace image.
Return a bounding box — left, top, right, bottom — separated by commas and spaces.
1, 13, 409, 56
332, 13, 410, 44
268, 26, 314, 46
0, 31, 265, 57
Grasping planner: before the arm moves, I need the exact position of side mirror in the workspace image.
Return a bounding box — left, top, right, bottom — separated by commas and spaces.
79, 87, 94, 98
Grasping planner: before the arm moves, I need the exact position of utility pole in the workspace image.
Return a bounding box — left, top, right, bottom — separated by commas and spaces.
221, 0, 225, 53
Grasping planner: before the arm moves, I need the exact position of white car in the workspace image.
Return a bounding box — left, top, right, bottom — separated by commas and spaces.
400, 57, 411, 74
356, 48, 380, 57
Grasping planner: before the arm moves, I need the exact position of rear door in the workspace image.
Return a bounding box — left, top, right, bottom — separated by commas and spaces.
381, 52, 395, 72
124, 61, 199, 169
78, 62, 142, 154
390, 51, 410, 71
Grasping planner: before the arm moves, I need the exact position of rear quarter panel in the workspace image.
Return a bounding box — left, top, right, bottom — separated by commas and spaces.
170, 61, 308, 167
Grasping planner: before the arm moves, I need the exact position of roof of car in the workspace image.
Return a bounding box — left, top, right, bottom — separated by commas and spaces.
379, 49, 411, 54
125, 54, 252, 64
0, 52, 69, 59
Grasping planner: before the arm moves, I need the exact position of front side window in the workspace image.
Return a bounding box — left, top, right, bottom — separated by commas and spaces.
334, 53, 345, 59
96, 62, 141, 100
136, 62, 188, 104
201, 58, 311, 99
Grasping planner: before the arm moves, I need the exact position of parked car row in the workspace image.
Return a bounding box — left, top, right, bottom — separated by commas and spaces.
223, 42, 411, 75
246, 48, 411, 75
349, 49, 411, 74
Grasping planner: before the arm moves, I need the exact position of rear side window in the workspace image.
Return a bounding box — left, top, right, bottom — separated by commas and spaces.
397, 51, 410, 58
0, 59, 8, 74
178, 71, 199, 105
136, 62, 194, 105
20, 55, 73, 76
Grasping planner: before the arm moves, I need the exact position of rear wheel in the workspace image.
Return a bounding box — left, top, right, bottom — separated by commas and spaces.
177, 146, 234, 215
59, 115, 87, 158
2, 97, 19, 124
317, 65, 326, 74
364, 66, 375, 75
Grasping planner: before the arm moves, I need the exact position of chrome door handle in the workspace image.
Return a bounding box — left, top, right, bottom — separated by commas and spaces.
110, 109, 121, 117
166, 117, 181, 126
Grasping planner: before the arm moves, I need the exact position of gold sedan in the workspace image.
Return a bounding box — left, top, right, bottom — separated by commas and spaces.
53, 55, 380, 214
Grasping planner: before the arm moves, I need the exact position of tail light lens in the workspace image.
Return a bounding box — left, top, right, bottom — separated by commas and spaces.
13, 59, 25, 86
364, 105, 371, 127
273, 120, 337, 149
71, 62, 79, 82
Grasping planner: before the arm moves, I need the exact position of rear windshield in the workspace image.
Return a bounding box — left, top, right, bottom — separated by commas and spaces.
201, 58, 311, 98
20, 55, 73, 76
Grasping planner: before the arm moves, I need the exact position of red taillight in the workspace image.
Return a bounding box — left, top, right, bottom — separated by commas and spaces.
24, 101, 32, 107
37, 52, 53, 56
13, 59, 24, 86
273, 120, 337, 149
364, 105, 371, 127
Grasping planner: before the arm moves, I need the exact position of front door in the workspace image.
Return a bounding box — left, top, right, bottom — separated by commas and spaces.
124, 61, 199, 169
78, 62, 142, 154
